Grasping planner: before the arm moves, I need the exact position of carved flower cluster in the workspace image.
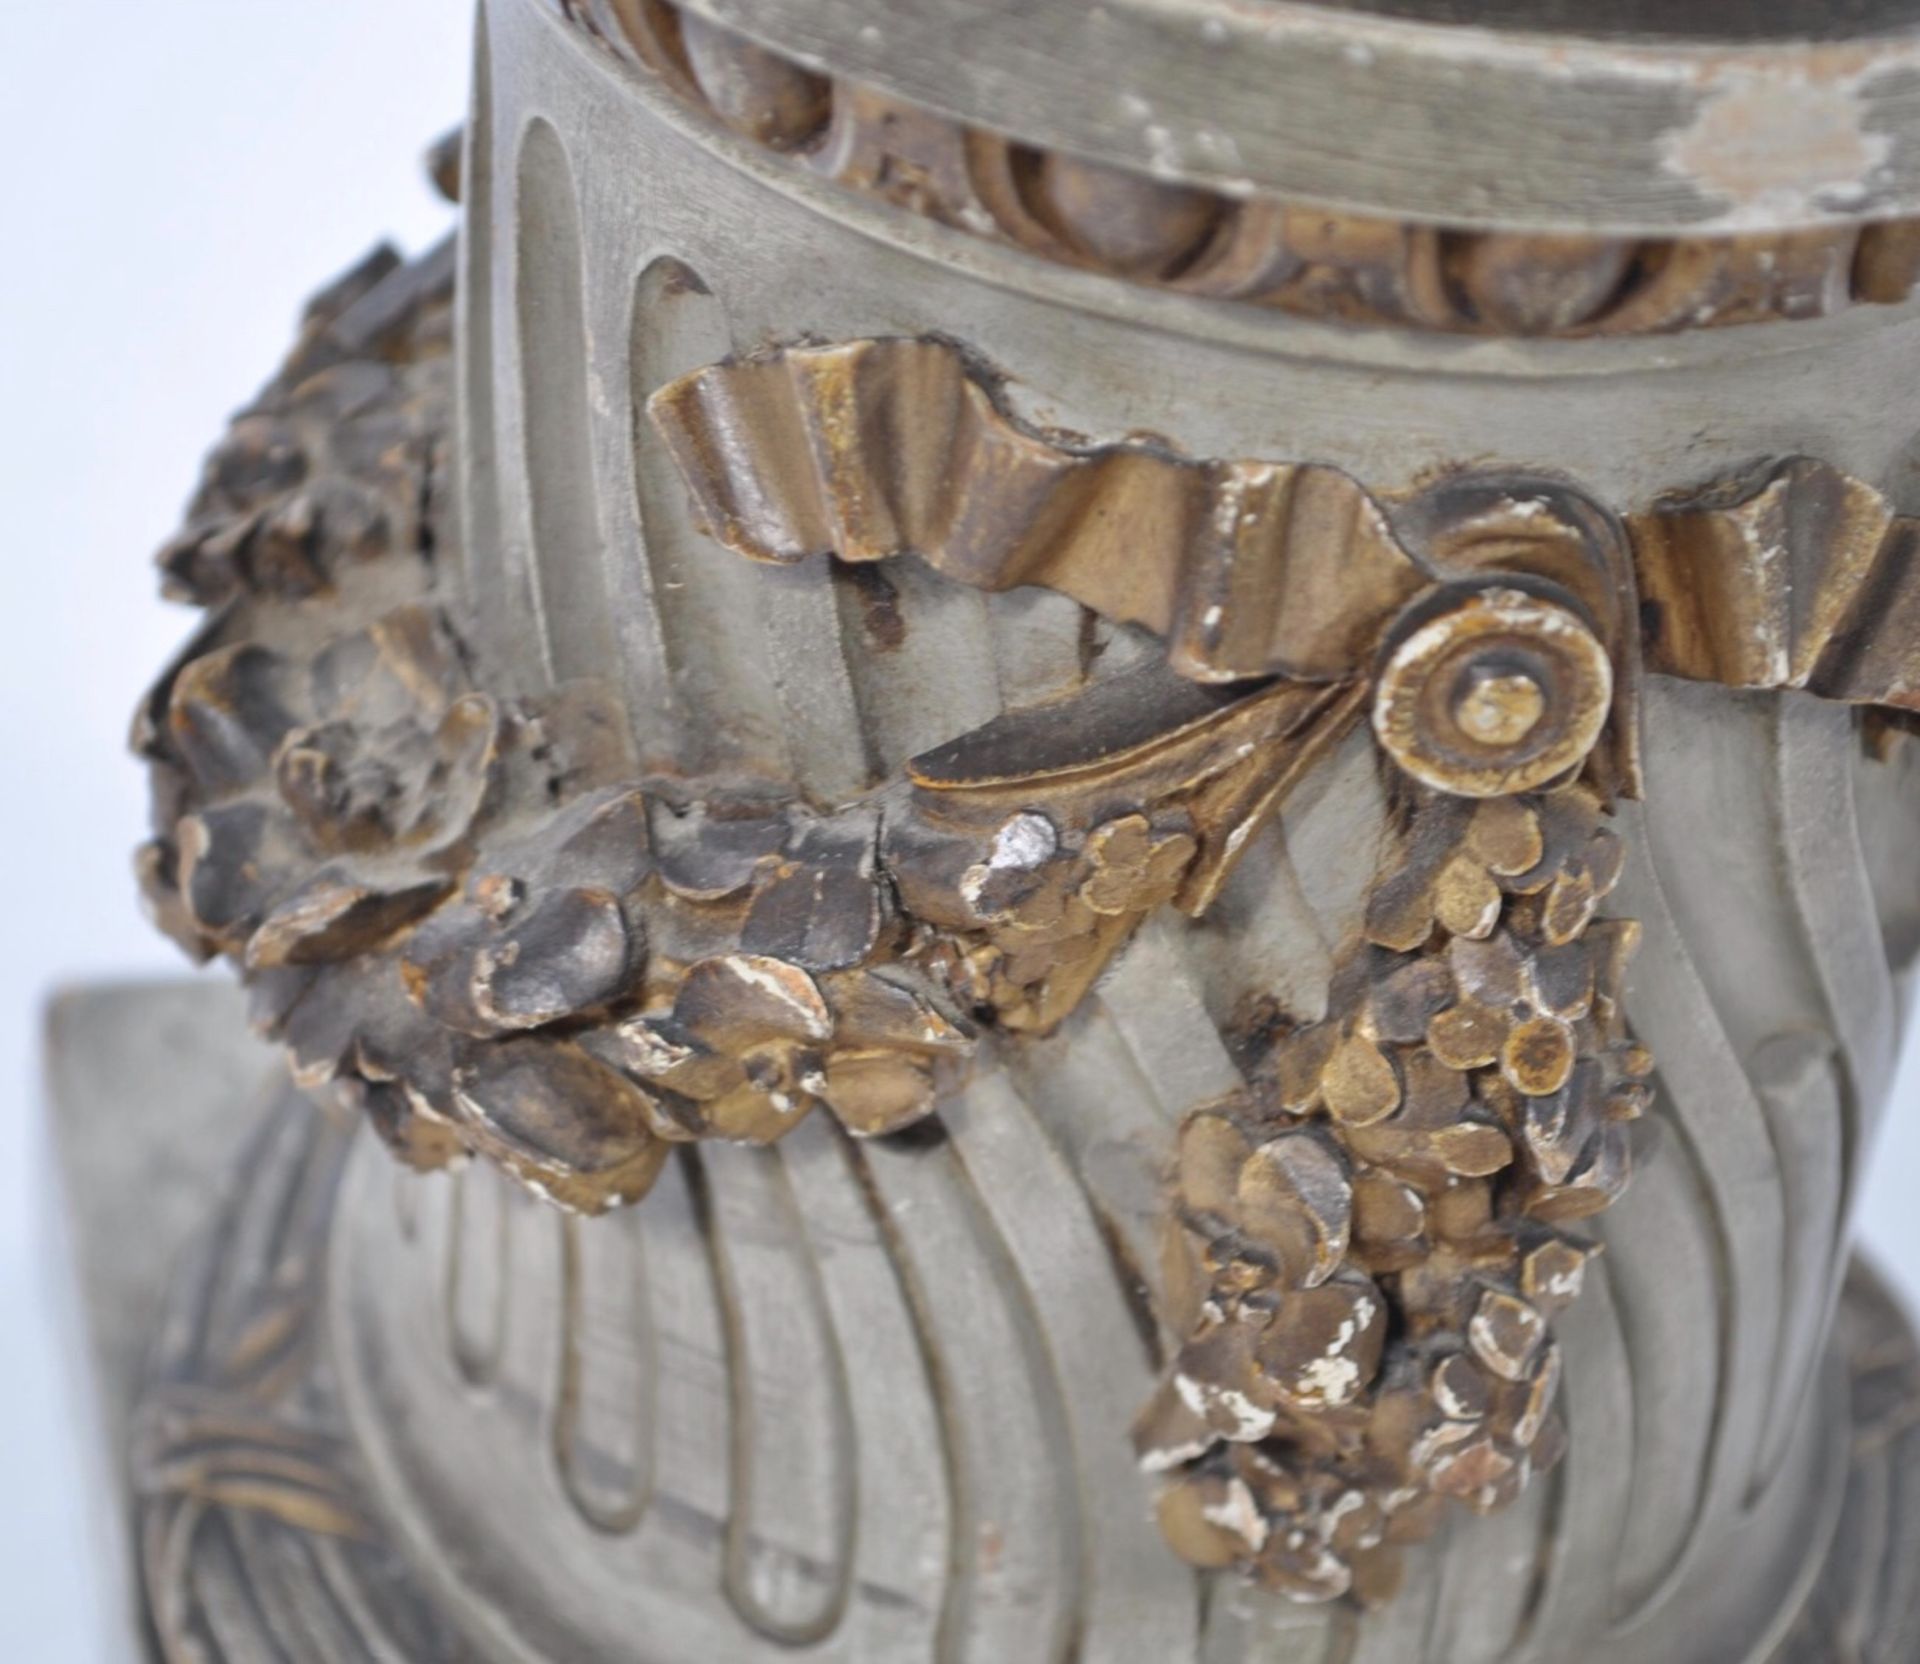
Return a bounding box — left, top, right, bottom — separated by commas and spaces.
906, 809, 1199, 1033
134, 246, 975, 1214
152, 242, 451, 610
143, 620, 975, 1209
1136, 783, 1648, 1605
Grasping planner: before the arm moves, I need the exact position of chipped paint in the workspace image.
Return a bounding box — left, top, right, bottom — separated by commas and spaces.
1664, 63, 1896, 228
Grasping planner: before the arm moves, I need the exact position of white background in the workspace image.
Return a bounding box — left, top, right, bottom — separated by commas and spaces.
0, 4, 1917, 1659
0, 5, 467, 1658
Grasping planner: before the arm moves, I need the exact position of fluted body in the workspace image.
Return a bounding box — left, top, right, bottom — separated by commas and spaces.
115, 1, 1920, 1660
302, 2, 1920, 1659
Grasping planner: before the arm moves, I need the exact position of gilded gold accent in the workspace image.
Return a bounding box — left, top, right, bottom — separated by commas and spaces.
1137, 782, 1647, 1604
1632, 456, 1920, 710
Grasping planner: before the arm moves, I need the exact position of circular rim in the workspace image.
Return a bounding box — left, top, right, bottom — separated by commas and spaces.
549, 4, 1920, 375
673, 0, 1920, 234
1301, 0, 1920, 44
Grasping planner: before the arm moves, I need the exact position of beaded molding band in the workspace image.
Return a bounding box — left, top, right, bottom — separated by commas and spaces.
553, 0, 1920, 339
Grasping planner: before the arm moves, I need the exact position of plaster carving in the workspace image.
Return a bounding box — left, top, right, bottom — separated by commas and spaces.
133, 250, 1920, 1608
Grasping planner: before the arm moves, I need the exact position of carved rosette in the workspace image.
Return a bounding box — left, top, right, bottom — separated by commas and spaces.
134, 219, 1920, 1617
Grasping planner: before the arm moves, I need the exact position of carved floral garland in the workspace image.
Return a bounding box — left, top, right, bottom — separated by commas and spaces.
135, 251, 1920, 1605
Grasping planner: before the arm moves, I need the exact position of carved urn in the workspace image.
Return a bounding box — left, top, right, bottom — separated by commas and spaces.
59, 0, 1920, 1659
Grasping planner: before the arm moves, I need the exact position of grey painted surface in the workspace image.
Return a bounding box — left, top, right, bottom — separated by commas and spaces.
303, 3, 1920, 1657
13, 0, 1920, 1659
42, 983, 284, 1664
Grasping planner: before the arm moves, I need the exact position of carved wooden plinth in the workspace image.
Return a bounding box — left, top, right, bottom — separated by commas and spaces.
45, 979, 1920, 1662
65, 0, 1920, 1658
